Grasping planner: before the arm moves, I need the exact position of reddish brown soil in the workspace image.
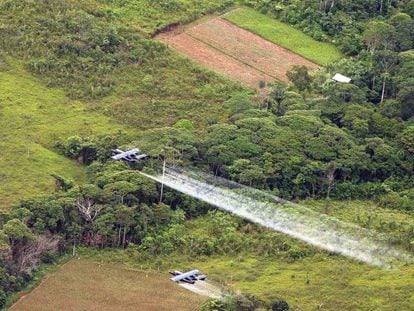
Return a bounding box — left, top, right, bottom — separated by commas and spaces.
157, 16, 319, 90
159, 32, 274, 89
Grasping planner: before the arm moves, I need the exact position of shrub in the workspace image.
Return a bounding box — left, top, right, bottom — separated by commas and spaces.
200, 297, 236, 311
378, 190, 414, 211
287, 246, 308, 261
41, 251, 58, 264
271, 300, 290, 311
0, 289, 6, 308
235, 293, 265, 311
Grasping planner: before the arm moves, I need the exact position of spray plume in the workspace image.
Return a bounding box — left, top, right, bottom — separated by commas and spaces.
140, 167, 412, 267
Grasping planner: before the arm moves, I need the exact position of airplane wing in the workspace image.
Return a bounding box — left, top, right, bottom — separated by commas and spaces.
170, 269, 199, 282
111, 148, 148, 162
169, 269, 206, 284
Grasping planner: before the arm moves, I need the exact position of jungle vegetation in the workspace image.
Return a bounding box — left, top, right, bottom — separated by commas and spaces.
0, 0, 413, 310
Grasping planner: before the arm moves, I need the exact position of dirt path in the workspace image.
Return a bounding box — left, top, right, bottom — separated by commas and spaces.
156, 15, 319, 90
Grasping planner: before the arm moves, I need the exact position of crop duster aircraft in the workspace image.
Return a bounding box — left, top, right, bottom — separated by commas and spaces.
169, 269, 207, 284
111, 148, 148, 162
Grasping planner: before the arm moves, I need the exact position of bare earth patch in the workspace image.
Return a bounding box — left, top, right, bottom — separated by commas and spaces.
157, 16, 320, 90
10, 259, 205, 311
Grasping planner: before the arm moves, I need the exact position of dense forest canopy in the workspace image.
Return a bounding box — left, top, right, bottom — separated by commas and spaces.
0, 0, 413, 309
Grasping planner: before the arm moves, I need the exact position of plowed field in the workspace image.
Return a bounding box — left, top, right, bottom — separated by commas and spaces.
157, 16, 319, 89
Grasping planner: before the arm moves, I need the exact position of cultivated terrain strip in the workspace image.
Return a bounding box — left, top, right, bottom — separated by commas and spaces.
157, 16, 319, 89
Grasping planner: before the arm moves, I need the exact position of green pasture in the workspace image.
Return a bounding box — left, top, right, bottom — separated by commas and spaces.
0, 61, 127, 210
224, 8, 343, 66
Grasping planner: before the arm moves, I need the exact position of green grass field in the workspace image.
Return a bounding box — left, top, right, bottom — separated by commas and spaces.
224, 8, 343, 66
9, 259, 205, 310
0, 60, 129, 210
192, 255, 414, 311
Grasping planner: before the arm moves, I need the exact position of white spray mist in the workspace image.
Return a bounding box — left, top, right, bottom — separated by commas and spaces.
141, 168, 412, 267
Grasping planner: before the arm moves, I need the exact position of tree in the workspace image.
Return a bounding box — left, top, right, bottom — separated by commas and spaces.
396, 78, 414, 119
50, 173, 74, 191
76, 199, 103, 224
151, 203, 172, 227
390, 13, 414, 51
103, 181, 136, 204
114, 205, 135, 247
18, 197, 64, 233
228, 159, 265, 186
1, 220, 57, 275
287, 65, 312, 91
75, 185, 104, 224
0, 288, 6, 309
13, 235, 59, 274
363, 21, 396, 53
3, 219, 34, 247
226, 92, 252, 115
206, 144, 236, 176
0, 231, 12, 263
400, 126, 414, 154
373, 50, 399, 102
59, 136, 97, 164
325, 162, 337, 200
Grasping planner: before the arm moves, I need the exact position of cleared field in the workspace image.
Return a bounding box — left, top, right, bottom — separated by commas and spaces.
224, 8, 343, 66
10, 259, 205, 311
157, 16, 319, 89
158, 31, 275, 89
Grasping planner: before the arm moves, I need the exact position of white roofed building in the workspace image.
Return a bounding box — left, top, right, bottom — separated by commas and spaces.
332, 73, 351, 83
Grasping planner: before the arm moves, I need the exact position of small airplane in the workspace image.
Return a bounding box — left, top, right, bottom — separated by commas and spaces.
111, 148, 148, 162
169, 269, 207, 284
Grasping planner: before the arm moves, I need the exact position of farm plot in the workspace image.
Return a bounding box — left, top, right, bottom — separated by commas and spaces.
10, 259, 205, 311
157, 16, 320, 89
224, 8, 343, 66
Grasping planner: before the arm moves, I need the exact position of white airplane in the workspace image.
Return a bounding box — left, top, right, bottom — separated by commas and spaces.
111, 148, 148, 162
169, 269, 207, 284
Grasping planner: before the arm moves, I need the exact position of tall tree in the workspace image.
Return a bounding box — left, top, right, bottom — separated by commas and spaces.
363, 21, 396, 53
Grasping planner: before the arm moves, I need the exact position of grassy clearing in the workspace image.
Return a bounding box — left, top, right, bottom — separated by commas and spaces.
0, 60, 128, 210
9, 258, 205, 311
224, 8, 343, 66
302, 200, 414, 239
191, 255, 414, 311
